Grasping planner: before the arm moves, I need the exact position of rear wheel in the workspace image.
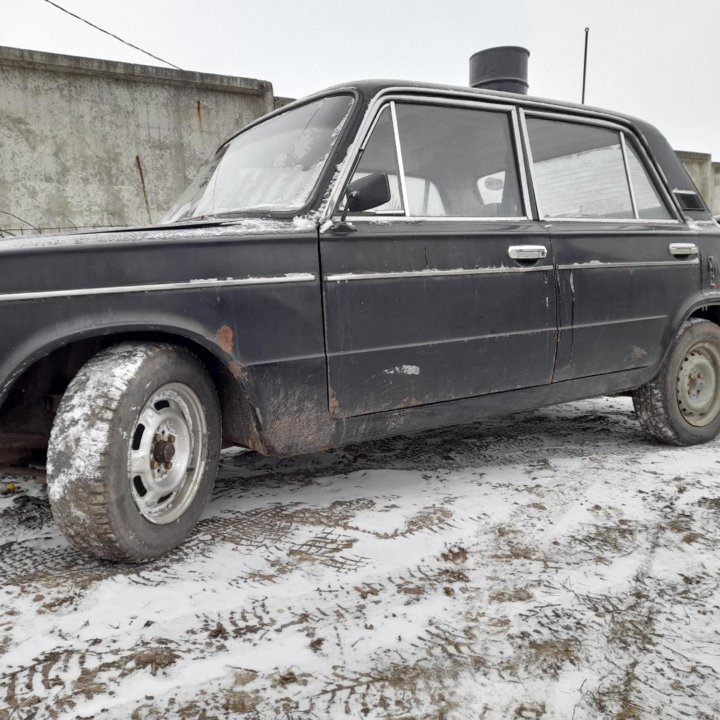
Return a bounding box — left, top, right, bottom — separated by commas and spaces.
633, 319, 720, 445
47, 342, 221, 561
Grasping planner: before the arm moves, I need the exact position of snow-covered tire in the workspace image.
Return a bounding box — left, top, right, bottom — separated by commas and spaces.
633, 319, 720, 446
47, 342, 221, 562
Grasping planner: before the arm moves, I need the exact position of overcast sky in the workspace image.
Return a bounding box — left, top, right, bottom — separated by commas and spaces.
3, 0, 720, 157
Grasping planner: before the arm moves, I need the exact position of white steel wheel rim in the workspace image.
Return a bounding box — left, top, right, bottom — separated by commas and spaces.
127, 382, 208, 524
676, 342, 720, 427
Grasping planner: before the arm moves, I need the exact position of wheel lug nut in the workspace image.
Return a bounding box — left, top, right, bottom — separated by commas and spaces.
164, 462, 173, 470
151, 460, 159, 470
154, 433, 163, 443
168, 435, 176, 444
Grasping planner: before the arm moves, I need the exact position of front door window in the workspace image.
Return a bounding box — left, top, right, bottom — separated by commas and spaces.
344, 101, 526, 219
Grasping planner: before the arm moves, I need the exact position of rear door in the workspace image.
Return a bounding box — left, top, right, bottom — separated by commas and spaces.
522, 112, 700, 382
320, 97, 558, 418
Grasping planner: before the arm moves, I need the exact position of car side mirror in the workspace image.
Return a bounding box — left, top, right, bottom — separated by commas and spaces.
330, 173, 392, 234
346, 173, 391, 214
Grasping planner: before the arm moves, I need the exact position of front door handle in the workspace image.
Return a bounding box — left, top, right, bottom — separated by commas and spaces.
508, 245, 548, 261
669, 242, 699, 257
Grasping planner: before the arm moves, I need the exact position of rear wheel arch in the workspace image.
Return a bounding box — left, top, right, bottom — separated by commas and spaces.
685, 303, 720, 327
651, 300, 720, 375
633, 318, 720, 445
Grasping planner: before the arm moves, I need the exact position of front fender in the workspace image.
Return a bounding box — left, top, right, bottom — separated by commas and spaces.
0, 303, 250, 407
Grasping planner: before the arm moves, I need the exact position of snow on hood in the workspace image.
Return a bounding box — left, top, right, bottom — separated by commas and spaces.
0, 215, 319, 251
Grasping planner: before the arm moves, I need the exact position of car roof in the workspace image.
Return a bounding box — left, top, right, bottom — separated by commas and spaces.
316, 78, 636, 124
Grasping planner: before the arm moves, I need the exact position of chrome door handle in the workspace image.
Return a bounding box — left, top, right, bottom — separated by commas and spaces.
669, 242, 698, 257
508, 245, 548, 261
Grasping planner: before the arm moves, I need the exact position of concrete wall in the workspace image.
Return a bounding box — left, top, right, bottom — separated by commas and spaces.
676, 150, 720, 216
0, 46, 277, 235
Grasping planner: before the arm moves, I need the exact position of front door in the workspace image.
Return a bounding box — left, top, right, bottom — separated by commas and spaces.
321, 98, 557, 418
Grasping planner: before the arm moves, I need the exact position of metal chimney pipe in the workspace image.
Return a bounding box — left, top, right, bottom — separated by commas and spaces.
469, 46, 530, 94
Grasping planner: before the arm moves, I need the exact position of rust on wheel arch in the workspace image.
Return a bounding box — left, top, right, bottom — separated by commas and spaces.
215, 324, 234, 354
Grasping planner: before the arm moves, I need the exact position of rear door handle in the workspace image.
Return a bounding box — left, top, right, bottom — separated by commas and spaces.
508, 245, 548, 261
669, 242, 698, 257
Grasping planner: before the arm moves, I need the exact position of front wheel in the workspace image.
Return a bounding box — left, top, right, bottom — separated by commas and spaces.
633, 319, 720, 446
47, 342, 221, 561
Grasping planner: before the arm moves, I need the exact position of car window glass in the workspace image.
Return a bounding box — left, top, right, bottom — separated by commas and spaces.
166, 95, 353, 221
404, 175, 445, 215
352, 171, 445, 215
348, 105, 404, 214
394, 103, 523, 217
527, 117, 634, 219
625, 141, 672, 220
477, 170, 508, 204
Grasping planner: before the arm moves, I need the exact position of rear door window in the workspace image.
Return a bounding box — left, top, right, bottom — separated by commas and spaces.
526, 118, 633, 219
525, 116, 673, 221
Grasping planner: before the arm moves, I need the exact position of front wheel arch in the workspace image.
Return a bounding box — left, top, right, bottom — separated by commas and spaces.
0, 329, 264, 454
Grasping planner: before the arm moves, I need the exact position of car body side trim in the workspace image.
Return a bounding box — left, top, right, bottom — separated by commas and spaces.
0, 273, 318, 304
557, 260, 699, 270
325, 266, 553, 282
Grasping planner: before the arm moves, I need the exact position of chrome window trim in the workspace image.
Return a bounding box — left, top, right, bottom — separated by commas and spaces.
358, 103, 391, 153
525, 109, 632, 133
0, 274, 318, 304
390, 101, 410, 217
518, 109, 540, 219
387, 94, 516, 113
339, 215, 533, 224
557, 259, 699, 270
619, 132, 639, 218
520, 109, 682, 224
352, 85, 641, 128
325, 266, 553, 282
510, 107, 532, 218
543, 217, 685, 225
324, 93, 532, 224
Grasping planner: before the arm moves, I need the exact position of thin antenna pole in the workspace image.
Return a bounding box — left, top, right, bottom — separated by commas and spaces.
581, 27, 590, 104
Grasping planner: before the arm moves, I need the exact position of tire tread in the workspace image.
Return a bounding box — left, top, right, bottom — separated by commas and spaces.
633, 318, 716, 446
48, 342, 219, 562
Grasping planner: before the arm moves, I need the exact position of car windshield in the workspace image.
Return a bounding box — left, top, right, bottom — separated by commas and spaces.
164, 94, 354, 222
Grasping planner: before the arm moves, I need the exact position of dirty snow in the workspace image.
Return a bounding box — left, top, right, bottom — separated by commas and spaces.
2, 396, 720, 719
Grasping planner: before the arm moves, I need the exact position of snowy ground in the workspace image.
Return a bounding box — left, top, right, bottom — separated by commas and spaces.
2, 396, 720, 719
